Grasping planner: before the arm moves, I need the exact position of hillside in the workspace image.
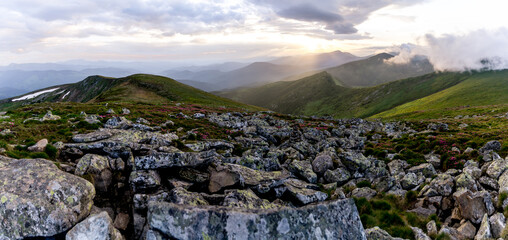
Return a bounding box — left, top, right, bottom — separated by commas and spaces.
0, 74, 262, 111
269, 50, 361, 69
374, 70, 508, 119
217, 71, 471, 118
325, 53, 434, 87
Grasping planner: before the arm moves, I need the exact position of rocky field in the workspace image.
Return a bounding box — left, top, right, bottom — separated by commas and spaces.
0, 102, 507, 239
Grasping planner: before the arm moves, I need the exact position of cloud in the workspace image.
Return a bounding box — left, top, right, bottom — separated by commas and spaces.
389, 28, 508, 71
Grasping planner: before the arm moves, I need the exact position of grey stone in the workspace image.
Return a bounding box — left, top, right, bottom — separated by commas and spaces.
475, 214, 492, 240
134, 150, 211, 170
222, 189, 279, 209
288, 160, 317, 183
481, 140, 502, 153
489, 213, 506, 238
425, 153, 441, 168
75, 154, 113, 193
426, 220, 438, 236
351, 187, 377, 200
365, 227, 397, 240
387, 160, 409, 175
66, 211, 124, 240
169, 187, 209, 206
129, 170, 161, 193
323, 167, 350, 185
408, 163, 436, 178
73, 130, 113, 143
146, 198, 366, 240
401, 172, 419, 190
419, 173, 455, 197
0, 157, 95, 239
282, 178, 328, 205
454, 189, 495, 224
456, 221, 476, 240
27, 138, 48, 152
411, 226, 432, 240
311, 154, 334, 175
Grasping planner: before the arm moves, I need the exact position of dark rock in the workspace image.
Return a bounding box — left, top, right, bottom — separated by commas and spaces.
311, 154, 333, 175
323, 167, 350, 185
129, 170, 162, 193
222, 189, 280, 209
169, 187, 209, 206
288, 160, 317, 183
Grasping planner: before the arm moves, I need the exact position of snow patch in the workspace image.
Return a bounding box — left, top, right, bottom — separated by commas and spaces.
12, 88, 60, 102
62, 91, 70, 99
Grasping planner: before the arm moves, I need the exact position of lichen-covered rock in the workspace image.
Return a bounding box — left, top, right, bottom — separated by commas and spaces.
475, 214, 492, 240
387, 160, 408, 176
351, 187, 377, 200
280, 178, 328, 205
411, 226, 432, 240
208, 163, 290, 193
424, 153, 441, 168
311, 153, 333, 175
480, 140, 502, 153
169, 187, 209, 206
146, 198, 366, 240
486, 158, 508, 179
419, 173, 454, 197
340, 151, 371, 172
73, 130, 113, 143
0, 157, 95, 239
489, 212, 506, 238
66, 211, 124, 240
365, 227, 398, 240
75, 154, 113, 193
134, 150, 211, 170
129, 170, 162, 193
455, 172, 478, 192
498, 170, 508, 194
426, 220, 438, 236
222, 189, 279, 209
401, 172, 419, 190
105, 116, 132, 129
323, 167, 350, 185
288, 160, 317, 183
408, 163, 436, 178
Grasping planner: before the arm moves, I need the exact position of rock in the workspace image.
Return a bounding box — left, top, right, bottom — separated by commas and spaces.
425, 153, 441, 168
439, 227, 460, 240
340, 151, 371, 172
146, 198, 366, 240
411, 226, 432, 240
122, 108, 131, 115
455, 172, 478, 192
0, 157, 95, 239
486, 157, 508, 179
489, 213, 506, 238
167, 179, 193, 190
323, 167, 350, 185
66, 211, 124, 240
483, 151, 502, 162
169, 187, 209, 206
456, 221, 476, 239
27, 138, 48, 152
365, 227, 397, 240
311, 154, 333, 175
475, 214, 492, 240
420, 173, 454, 197
208, 163, 290, 193
408, 163, 436, 178
351, 187, 377, 200
453, 189, 495, 224
387, 160, 409, 175
498, 170, 508, 194
223, 189, 279, 209
85, 115, 101, 124
106, 109, 116, 114
281, 178, 328, 205
193, 113, 206, 119
288, 160, 317, 183
73, 130, 113, 143
75, 154, 113, 193
42, 111, 61, 121
481, 140, 502, 153
129, 170, 162, 193
105, 117, 132, 129
479, 176, 499, 190
134, 150, 211, 170
427, 220, 438, 236
401, 172, 419, 190
113, 213, 130, 231
463, 163, 482, 179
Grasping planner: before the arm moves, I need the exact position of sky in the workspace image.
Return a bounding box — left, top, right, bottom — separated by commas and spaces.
1, 0, 508, 69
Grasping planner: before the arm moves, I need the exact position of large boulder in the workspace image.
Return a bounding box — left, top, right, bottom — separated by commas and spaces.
0, 157, 95, 239
280, 178, 328, 205
475, 214, 492, 239
311, 154, 334, 175
146, 199, 366, 240
323, 167, 350, 185
288, 160, 317, 183
407, 163, 436, 178
486, 157, 508, 179
66, 211, 124, 240
453, 189, 495, 224
340, 151, 371, 172
73, 130, 113, 143
75, 154, 113, 193
480, 140, 502, 153
419, 173, 454, 197
134, 150, 211, 170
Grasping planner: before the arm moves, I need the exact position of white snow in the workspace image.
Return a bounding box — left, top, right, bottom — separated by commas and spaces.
12, 88, 60, 102
62, 91, 70, 99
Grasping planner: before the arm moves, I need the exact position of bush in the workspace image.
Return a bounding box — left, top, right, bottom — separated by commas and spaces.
435, 233, 451, 240
379, 212, 405, 227
371, 200, 391, 211
354, 197, 372, 215
405, 191, 418, 205
45, 144, 58, 160
388, 226, 414, 240
356, 180, 372, 188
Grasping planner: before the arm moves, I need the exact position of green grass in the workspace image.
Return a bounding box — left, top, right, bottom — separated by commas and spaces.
374, 70, 508, 119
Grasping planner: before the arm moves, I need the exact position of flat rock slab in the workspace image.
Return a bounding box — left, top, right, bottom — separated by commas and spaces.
0, 157, 95, 239
146, 198, 366, 240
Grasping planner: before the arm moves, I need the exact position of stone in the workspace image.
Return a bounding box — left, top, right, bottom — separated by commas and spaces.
408, 163, 436, 178
167, 179, 193, 190
453, 189, 495, 224
222, 189, 279, 209
0, 157, 95, 239
311, 153, 334, 175
281, 178, 328, 205
475, 214, 492, 240
425, 153, 441, 168
323, 167, 350, 185
169, 187, 209, 206
75, 154, 113, 193
439, 227, 460, 240
27, 138, 48, 152
365, 227, 396, 240
129, 170, 161, 193
498, 170, 508, 194
134, 150, 211, 170
288, 160, 317, 183
387, 160, 409, 175
419, 173, 455, 197
486, 158, 508, 179
455, 172, 478, 192
178, 168, 209, 183
411, 227, 432, 240
489, 212, 506, 238
401, 172, 419, 190
456, 221, 476, 240
85, 115, 101, 124
351, 187, 377, 200
208, 163, 290, 193
73, 130, 113, 143
42, 111, 61, 121
105, 117, 132, 129
122, 108, 131, 115
340, 151, 371, 172
113, 213, 130, 231
66, 211, 124, 240
426, 220, 438, 236
146, 198, 366, 240
479, 176, 499, 190
481, 140, 502, 153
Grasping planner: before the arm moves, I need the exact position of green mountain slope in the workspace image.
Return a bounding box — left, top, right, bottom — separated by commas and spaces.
217, 71, 469, 118
325, 53, 434, 87
374, 70, 508, 119
0, 74, 262, 111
